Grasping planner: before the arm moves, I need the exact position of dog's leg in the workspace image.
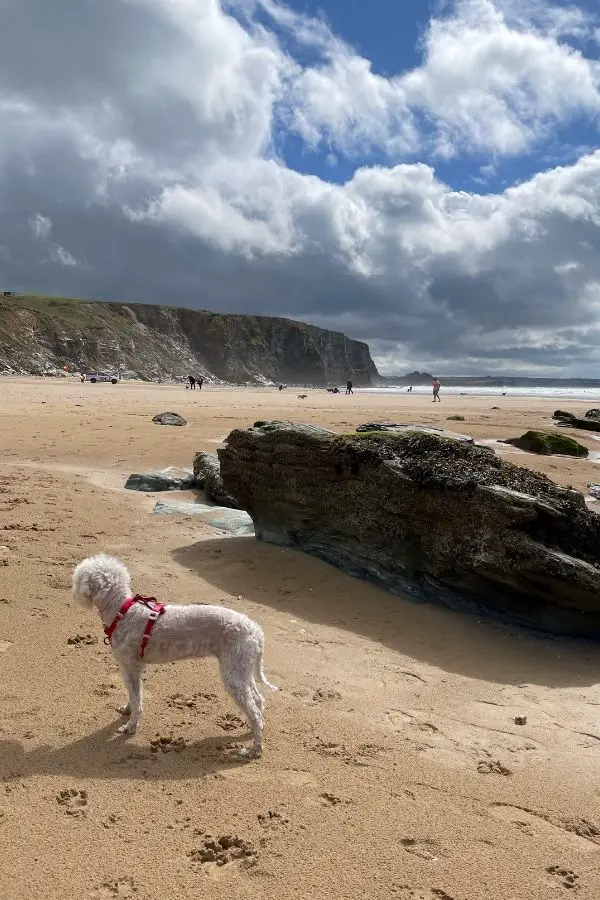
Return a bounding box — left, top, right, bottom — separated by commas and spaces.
251, 682, 265, 727
220, 662, 263, 759
117, 664, 143, 735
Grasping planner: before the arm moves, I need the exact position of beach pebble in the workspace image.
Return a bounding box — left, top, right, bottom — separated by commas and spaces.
514, 715, 527, 725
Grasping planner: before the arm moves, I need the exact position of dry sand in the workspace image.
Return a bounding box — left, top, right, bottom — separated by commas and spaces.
1, 378, 600, 899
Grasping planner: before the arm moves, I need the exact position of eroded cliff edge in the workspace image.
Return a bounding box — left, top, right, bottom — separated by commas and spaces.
0, 294, 378, 385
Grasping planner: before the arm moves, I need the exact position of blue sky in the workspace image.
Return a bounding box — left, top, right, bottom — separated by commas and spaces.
4, 0, 600, 376
266, 0, 600, 193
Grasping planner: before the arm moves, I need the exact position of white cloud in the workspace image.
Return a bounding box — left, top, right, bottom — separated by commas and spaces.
30, 214, 52, 240
279, 0, 600, 159
2, 0, 600, 375
51, 245, 78, 267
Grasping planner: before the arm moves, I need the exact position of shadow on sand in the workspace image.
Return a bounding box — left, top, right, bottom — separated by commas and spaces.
172, 536, 600, 691
0, 721, 254, 782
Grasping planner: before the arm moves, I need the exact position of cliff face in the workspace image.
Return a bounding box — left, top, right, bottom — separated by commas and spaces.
0, 294, 378, 385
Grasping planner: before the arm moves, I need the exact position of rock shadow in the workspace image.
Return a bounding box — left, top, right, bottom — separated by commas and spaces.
172, 537, 600, 689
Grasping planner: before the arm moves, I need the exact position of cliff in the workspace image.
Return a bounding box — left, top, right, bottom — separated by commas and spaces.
0, 294, 378, 385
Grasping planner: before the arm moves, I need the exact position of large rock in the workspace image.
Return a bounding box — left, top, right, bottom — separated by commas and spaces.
500, 431, 588, 457
218, 421, 600, 638
552, 410, 600, 433
152, 412, 187, 426
192, 451, 241, 509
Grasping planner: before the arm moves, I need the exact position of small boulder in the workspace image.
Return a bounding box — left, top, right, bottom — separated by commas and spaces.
124, 468, 194, 492
152, 412, 187, 426
514, 716, 527, 726
501, 431, 588, 457
447, 415, 465, 421
586, 409, 600, 421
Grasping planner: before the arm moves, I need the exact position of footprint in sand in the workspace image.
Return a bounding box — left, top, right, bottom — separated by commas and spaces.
188, 834, 258, 876
489, 804, 599, 853
216, 713, 245, 731
90, 876, 137, 898
477, 759, 512, 776
546, 865, 580, 891
400, 838, 444, 862
166, 692, 218, 711
149, 735, 187, 754
312, 688, 342, 703
320, 792, 353, 807
257, 808, 290, 831
67, 633, 98, 647
392, 887, 454, 900
56, 788, 88, 817
93, 683, 118, 697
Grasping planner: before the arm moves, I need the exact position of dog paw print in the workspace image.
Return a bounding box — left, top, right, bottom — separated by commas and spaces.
67, 634, 98, 647
547, 866, 580, 890
400, 838, 443, 862
150, 735, 187, 754
166, 692, 218, 710
56, 788, 88, 817
312, 689, 342, 702
477, 759, 512, 776
188, 834, 258, 868
30, 607, 48, 619
91, 876, 137, 898
390, 887, 454, 899
562, 818, 600, 843
320, 792, 353, 807
257, 809, 290, 831
94, 683, 117, 697
216, 713, 245, 731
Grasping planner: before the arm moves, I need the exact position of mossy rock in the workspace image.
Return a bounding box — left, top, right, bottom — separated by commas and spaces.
501, 431, 588, 457
447, 415, 465, 421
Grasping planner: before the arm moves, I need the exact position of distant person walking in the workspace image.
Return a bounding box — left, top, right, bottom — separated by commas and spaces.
197, 376, 204, 390
188, 375, 196, 390
432, 377, 441, 402
346, 380, 353, 395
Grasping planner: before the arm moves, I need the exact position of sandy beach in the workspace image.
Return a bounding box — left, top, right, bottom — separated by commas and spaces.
1, 377, 600, 900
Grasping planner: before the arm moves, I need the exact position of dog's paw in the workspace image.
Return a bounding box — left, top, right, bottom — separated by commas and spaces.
117, 704, 131, 716
116, 722, 137, 736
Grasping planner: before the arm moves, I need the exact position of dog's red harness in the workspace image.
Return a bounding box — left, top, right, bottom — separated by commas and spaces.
104, 594, 166, 658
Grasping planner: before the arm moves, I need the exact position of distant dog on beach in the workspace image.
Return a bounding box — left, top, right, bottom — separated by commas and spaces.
72, 555, 279, 758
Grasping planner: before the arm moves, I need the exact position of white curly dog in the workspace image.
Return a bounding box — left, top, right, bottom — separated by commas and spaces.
72, 554, 279, 758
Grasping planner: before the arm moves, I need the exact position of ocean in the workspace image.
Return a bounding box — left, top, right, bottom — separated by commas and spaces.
362, 385, 600, 401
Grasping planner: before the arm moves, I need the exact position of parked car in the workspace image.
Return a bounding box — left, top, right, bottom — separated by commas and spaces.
85, 372, 119, 384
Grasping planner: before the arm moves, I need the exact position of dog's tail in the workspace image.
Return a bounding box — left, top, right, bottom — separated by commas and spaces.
255, 641, 279, 692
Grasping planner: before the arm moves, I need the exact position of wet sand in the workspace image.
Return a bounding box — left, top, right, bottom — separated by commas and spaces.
0, 377, 599, 899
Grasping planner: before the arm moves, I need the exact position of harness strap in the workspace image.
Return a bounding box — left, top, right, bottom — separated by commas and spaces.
104, 597, 137, 642
137, 596, 166, 658
103, 594, 165, 658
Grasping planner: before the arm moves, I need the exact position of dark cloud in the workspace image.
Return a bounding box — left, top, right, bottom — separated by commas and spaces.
1, 0, 600, 375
